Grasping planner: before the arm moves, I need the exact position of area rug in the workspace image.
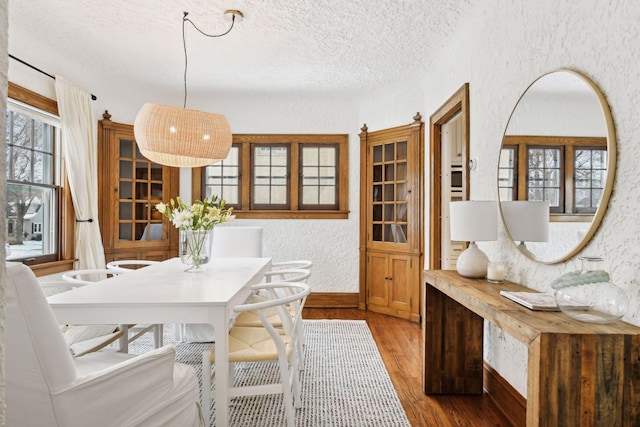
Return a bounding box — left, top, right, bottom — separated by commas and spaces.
126, 320, 411, 427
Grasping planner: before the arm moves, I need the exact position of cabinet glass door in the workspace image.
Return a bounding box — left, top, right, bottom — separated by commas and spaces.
371, 140, 408, 244
117, 138, 164, 242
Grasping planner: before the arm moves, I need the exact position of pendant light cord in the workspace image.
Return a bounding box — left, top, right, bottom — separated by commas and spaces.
182, 12, 238, 109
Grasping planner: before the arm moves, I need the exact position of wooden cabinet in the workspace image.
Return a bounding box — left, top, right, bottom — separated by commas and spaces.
359, 115, 424, 322
366, 252, 418, 319
98, 112, 179, 262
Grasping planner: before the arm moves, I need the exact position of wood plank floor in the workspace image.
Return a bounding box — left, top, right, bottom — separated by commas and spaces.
303, 308, 515, 427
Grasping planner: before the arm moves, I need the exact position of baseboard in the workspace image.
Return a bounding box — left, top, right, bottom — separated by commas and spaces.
483, 362, 526, 427
305, 292, 359, 308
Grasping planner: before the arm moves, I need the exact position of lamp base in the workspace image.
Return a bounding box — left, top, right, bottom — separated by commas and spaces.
456, 242, 489, 278
517, 241, 537, 259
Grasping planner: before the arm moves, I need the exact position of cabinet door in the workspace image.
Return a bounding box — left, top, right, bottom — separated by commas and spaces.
388, 254, 416, 318
368, 139, 410, 251
113, 133, 168, 247
366, 252, 389, 309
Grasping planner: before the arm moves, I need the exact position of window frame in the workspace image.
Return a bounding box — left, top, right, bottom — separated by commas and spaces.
502, 135, 607, 221
195, 133, 349, 219
6, 82, 75, 274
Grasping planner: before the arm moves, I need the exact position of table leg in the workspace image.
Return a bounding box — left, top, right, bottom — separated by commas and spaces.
212, 314, 230, 427
118, 324, 129, 353
423, 284, 484, 394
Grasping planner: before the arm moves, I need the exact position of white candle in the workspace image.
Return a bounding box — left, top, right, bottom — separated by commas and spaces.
487, 262, 505, 282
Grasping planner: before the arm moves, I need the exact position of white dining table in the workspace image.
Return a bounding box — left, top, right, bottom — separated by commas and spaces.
47, 256, 271, 427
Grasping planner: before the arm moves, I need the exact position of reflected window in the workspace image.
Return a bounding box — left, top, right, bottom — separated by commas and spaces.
501, 136, 606, 216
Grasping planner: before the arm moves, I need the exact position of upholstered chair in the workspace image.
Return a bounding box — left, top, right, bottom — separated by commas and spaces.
5, 262, 204, 427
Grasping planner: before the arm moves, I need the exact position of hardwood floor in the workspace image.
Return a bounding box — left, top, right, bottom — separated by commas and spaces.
303, 308, 515, 427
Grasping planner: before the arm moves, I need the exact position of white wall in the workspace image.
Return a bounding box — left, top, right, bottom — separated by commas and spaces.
359, 0, 640, 396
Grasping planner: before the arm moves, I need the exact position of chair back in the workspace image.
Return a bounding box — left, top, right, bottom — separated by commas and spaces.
264, 268, 311, 283
236, 282, 310, 340
6, 262, 78, 425
106, 259, 159, 274
62, 268, 120, 285
212, 226, 263, 257
271, 259, 313, 270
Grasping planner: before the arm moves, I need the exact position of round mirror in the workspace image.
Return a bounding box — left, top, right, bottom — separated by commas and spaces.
498, 70, 616, 264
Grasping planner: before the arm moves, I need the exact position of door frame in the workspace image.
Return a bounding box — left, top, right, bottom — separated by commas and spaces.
429, 84, 470, 269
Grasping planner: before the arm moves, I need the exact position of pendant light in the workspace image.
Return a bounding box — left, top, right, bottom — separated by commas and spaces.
134, 10, 243, 168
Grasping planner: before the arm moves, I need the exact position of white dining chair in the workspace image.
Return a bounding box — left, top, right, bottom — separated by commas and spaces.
182, 226, 264, 342
211, 226, 263, 257
5, 262, 204, 427
63, 268, 163, 351
201, 281, 310, 427
237, 268, 312, 370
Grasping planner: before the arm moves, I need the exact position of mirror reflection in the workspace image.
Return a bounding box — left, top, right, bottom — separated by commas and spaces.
498, 70, 616, 263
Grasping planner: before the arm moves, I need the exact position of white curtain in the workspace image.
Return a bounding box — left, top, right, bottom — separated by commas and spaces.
55, 76, 106, 270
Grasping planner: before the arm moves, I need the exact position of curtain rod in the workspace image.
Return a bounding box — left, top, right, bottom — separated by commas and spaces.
9, 54, 97, 101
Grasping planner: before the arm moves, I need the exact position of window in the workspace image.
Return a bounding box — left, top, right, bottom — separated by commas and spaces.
199, 134, 348, 219
5, 98, 61, 263
500, 135, 607, 218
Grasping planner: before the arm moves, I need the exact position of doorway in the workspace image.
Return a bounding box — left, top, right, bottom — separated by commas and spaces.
429, 84, 470, 270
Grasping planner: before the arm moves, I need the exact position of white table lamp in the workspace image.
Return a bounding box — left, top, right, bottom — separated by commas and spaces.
501, 201, 549, 258
449, 201, 498, 278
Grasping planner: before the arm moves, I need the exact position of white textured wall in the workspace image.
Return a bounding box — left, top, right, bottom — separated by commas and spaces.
411, 1, 640, 396
0, 0, 9, 420
360, 0, 640, 397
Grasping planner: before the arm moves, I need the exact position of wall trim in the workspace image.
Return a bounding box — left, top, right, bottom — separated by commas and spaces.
305, 292, 359, 308
483, 362, 526, 427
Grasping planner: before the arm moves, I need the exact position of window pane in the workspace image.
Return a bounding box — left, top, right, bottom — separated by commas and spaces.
5, 183, 57, 260
301, 145, 337, 209
303, 147, 318, 165
120, 139, 134, 158
573, 147, 606, 212
373, 145, 382, 163
252, 145, 289, 208
271, 186, 287, 204
319, 147, 336, 165
6, 103, 60, 263
204, 145, 241, 208
319, 187, 335, 204
302, 186, 319, 204
11, 147, 33, 181
254, 186, 270, 204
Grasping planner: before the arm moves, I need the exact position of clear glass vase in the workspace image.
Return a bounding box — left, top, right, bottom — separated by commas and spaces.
179, 229, 214, 272
555, 256, 628, 324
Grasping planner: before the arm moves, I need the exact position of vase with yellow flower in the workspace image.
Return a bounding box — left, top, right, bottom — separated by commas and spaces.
155, 196, 234, 272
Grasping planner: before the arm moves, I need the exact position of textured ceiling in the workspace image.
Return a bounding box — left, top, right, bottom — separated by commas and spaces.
8, 0, 469, 95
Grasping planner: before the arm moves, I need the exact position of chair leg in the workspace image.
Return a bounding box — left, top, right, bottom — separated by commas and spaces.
296, 325, 305, 370
290, 352, 302, 409
278, 355, 296, 427
201, 349, 212, 426
154, 324, 163, 348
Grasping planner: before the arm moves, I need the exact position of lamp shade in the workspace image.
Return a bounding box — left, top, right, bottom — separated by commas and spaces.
449, 201, 497, 242
133, 103, 232, 167
501, 201, 549, 242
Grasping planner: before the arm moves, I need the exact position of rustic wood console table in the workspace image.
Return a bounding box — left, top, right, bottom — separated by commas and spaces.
422, 270, 640, 427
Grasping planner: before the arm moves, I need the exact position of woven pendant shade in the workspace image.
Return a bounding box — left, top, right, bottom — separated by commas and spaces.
133, 103, 232, 167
